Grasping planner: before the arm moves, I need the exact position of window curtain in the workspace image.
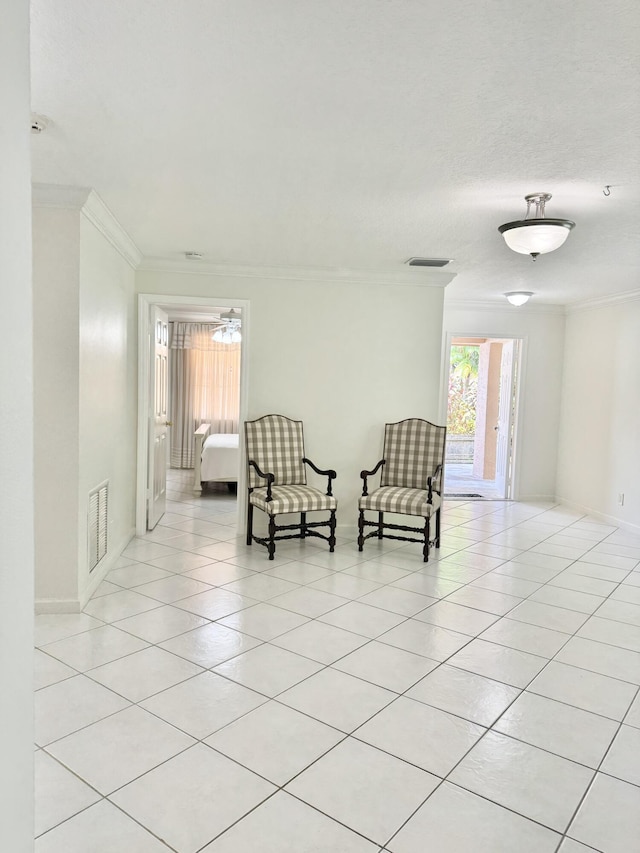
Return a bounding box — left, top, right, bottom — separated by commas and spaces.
169, 323, 241, 468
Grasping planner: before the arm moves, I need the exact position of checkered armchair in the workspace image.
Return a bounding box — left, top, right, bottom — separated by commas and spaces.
357, 419, 446, 562
245, 414, 337, 559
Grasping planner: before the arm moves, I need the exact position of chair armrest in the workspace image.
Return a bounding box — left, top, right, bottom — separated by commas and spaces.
426, 464, 443, 502
303, 457, 337, 497
248, 459, 275, 501
360, 459, 385, 497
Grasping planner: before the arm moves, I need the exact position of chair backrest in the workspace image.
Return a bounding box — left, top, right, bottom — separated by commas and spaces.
245, 414, 307, 488
381, 418, 446, 490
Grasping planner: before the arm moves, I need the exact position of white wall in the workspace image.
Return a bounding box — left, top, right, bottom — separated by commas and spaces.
138, 266, 448, 529
78, 216, 137, 602
0, 0, 34, 847
33, 207, 81, 604
556, 296, 640, 529
443, 302, 566, 500
33, 196, 138, 610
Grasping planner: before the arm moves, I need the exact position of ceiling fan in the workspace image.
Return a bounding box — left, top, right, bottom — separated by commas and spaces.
213, 308, 242, 343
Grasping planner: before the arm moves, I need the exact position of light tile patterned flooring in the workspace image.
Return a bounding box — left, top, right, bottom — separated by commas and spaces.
34, 470, 640, 851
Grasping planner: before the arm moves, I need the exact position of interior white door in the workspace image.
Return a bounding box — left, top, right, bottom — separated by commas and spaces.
147, 306, 169, 529
495, 339, 516, 498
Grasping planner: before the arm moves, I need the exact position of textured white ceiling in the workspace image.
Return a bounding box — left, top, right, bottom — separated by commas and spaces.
30, 0, 640, 304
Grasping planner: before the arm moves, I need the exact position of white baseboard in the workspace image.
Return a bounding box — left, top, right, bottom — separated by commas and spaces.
35, 598, 83, 614
35, 527, 136, 615
79, 527, 136, 610
336, 524, 358, 538
556, 498, 640, 535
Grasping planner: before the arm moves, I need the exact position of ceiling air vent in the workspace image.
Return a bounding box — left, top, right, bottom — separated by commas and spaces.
406, 258, 452, 267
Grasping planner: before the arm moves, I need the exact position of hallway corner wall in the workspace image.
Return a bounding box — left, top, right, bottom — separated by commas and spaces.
556, 295, 640, 531
33, 193, 139, 611
0, 0, 35, 846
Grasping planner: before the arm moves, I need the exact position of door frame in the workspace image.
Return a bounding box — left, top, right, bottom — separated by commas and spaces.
136, 292, 251, 536
147, 305, 170, 530
438, 331, 527, 500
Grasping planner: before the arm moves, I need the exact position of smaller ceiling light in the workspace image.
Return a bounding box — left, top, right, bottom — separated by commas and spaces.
505, 291, 533, 306
498, 193, 575, 260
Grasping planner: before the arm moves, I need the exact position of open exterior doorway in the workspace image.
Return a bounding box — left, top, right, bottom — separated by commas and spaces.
444, 336, 521, 500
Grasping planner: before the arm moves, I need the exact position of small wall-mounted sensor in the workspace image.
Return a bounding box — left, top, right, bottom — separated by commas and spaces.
31, 113, 49, 134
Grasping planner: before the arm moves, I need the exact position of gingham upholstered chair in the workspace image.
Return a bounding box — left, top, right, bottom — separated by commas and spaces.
245, 414, 337, 560
357, 418, 446, 562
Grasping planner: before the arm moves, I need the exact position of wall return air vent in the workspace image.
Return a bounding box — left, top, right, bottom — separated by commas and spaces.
88, 481, 109, 572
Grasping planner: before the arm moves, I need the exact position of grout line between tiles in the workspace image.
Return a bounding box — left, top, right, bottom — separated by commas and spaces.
35, 482, 640, 849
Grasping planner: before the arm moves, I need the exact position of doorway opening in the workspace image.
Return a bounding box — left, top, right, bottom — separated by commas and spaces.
443, 336, 521, 500
136, 294, 250, 537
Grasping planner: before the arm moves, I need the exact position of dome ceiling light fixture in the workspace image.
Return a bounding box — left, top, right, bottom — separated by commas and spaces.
505, 291, 533, 306
498, 192, 575, 261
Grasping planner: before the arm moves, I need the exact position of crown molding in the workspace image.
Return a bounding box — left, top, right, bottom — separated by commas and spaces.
81, 191, 142, 269
565, 288, 640, 314
138, 257, 455, 288
443, 298, 565, 316
32, 183, 142, 269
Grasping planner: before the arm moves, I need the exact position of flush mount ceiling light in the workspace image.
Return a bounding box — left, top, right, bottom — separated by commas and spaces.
498, 193, 575, 260
505, 291, 533, 306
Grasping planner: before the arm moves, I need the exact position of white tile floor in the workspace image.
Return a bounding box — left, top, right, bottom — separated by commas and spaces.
34, 470, 640, 852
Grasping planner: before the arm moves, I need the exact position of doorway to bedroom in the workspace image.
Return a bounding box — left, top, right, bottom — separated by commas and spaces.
136, 294, 249, 537
167, 306, 241, 491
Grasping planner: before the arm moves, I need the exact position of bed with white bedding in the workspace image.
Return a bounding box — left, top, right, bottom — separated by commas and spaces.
193, 423, 240, 492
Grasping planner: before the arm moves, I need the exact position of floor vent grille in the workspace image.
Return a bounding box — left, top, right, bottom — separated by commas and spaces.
88, 481, 108, 572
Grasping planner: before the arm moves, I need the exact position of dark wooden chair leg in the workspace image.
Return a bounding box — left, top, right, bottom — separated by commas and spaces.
435, 507, 441, 548
268, 515, 277, 560
357, 510, 365, 551
246, 501, 253, 546
329, 509, 336, 552
300, 511, 307, 538
422, 516, 431, 562
377, 511, 384, 540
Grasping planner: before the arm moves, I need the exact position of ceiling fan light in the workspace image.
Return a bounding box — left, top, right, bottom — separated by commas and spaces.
212, 319, 242, 344
505, 291, 533, 306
